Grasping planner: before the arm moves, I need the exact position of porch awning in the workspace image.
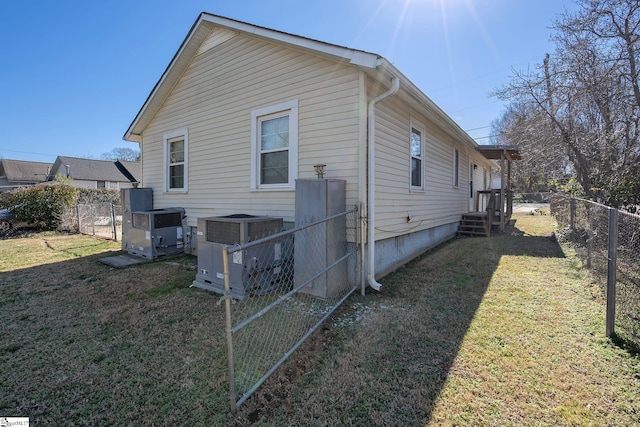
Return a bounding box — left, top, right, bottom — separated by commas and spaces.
477, 145, 522, 161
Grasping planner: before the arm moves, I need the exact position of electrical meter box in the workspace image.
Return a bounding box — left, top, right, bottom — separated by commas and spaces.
294, 179, 347, 299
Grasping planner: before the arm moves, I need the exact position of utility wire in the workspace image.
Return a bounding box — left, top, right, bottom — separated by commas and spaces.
0, 147, 58, 158
464, 125, 492, 132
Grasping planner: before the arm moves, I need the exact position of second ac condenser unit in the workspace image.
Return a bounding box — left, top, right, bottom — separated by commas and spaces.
124, 208, 185, 259
191, 214, 284, 300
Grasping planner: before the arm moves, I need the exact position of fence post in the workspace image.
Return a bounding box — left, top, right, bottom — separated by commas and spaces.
569, 195, 576, 243
359, 202, 366, 296
606, 207, 618, 337
91, 204, 96, 237
586, 203, 592, 269
222, 246, 237, 410
111, 203, 117, 242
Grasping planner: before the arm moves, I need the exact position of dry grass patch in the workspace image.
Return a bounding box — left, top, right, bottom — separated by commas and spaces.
0, 233, 231, 425
2, 216, 639, 425
238, 214, 640, 425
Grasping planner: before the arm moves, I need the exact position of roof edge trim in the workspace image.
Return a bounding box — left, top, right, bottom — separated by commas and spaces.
199, 13, 380, 68
123, 13, 381, 141
124, 12, 209, 142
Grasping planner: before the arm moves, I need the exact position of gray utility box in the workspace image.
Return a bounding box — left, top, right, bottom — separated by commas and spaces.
124, 208, 185, 259
121, 188, 153, 212
294, 179, 347, 299
191, 214, 283, 300
121, 188, 153, 251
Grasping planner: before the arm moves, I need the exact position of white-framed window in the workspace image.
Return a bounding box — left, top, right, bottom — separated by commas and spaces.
97, 180, 106, 189
163, 128, 188, 192
410, 120, 425, 190
250, 100, 298, 190
453, 147, 460, 188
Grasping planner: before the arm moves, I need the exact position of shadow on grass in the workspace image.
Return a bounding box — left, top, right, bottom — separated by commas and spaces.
371, 219, 567, 424
379, 218, 566, 424
407, 220, 565, 420
612, 269, 640, 357
610, 332, 640, 356
0, 245, 231, 425
1, 220, 571, 425
236, 217, 569, 424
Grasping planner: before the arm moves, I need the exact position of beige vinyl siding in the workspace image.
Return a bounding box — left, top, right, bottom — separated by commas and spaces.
140, 34, 361, 226
372, 95, 474, 240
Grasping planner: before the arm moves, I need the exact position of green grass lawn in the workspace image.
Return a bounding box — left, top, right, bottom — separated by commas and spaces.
1, 215, 638, 425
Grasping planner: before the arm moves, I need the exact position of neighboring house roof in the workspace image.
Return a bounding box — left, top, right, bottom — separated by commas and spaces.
123, 12, 478, 151
0, 159, 51, 183
50, 156, 141, 183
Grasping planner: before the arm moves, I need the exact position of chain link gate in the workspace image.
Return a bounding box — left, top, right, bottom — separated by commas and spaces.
220, 207, 360, 409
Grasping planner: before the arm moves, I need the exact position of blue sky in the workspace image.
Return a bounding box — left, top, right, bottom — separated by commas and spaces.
0, 0, 578, 163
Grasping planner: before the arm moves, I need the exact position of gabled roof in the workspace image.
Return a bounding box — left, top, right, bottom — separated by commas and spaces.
123, 13, 479, 151
50, 156, 140, 183
0, 159, 51, 183
124, 13, 383, 143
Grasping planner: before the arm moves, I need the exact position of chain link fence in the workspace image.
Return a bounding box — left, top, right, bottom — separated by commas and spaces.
77, 203, 121, 241
617, 210, 640, 350
551, 193, 640, 352
513, 192, 552, 203
216, 207, 360, 409
0, 201, 122, 241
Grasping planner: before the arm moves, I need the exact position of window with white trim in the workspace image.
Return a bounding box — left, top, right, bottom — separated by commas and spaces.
410, 122, 424, 190
453, 148, 460, 188
163, 128, 188, 192
251, 100, 298, 190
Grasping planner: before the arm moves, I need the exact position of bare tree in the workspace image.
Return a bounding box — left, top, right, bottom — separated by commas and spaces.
491, 102, 568, 193
493, 0, 640, 208
100, 147, 140, 162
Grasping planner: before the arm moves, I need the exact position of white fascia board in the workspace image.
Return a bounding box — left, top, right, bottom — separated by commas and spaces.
124, 15, 212, 142
125, 13, 380, 142
201, 13, 380, 68
378, 59, 478, 149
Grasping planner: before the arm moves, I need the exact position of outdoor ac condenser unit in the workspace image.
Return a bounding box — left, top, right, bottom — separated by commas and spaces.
191, 214, 283, 300
120, 188, 153, 251
124, 208, 185, 259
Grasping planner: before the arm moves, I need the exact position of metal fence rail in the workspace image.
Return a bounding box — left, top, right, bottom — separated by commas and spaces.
513, 192, 552, 203
221, 207, 360, 409
77, 203, 121, 241
551, 193, 640, 351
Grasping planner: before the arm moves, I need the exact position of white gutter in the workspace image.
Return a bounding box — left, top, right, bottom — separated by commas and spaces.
367, 75, 400, 291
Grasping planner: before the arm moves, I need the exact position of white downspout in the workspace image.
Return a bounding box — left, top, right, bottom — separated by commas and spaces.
367, 75, 400, 291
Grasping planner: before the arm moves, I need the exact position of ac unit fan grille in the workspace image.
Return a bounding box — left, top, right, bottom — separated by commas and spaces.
154, 212, 182, 229
204, 218, 282, 244
132, 213, 150, 229
248, 220, 282, 240
206, 221, 240, 245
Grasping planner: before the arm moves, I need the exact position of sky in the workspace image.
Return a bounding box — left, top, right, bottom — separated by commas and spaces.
0, 0, 580, 164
